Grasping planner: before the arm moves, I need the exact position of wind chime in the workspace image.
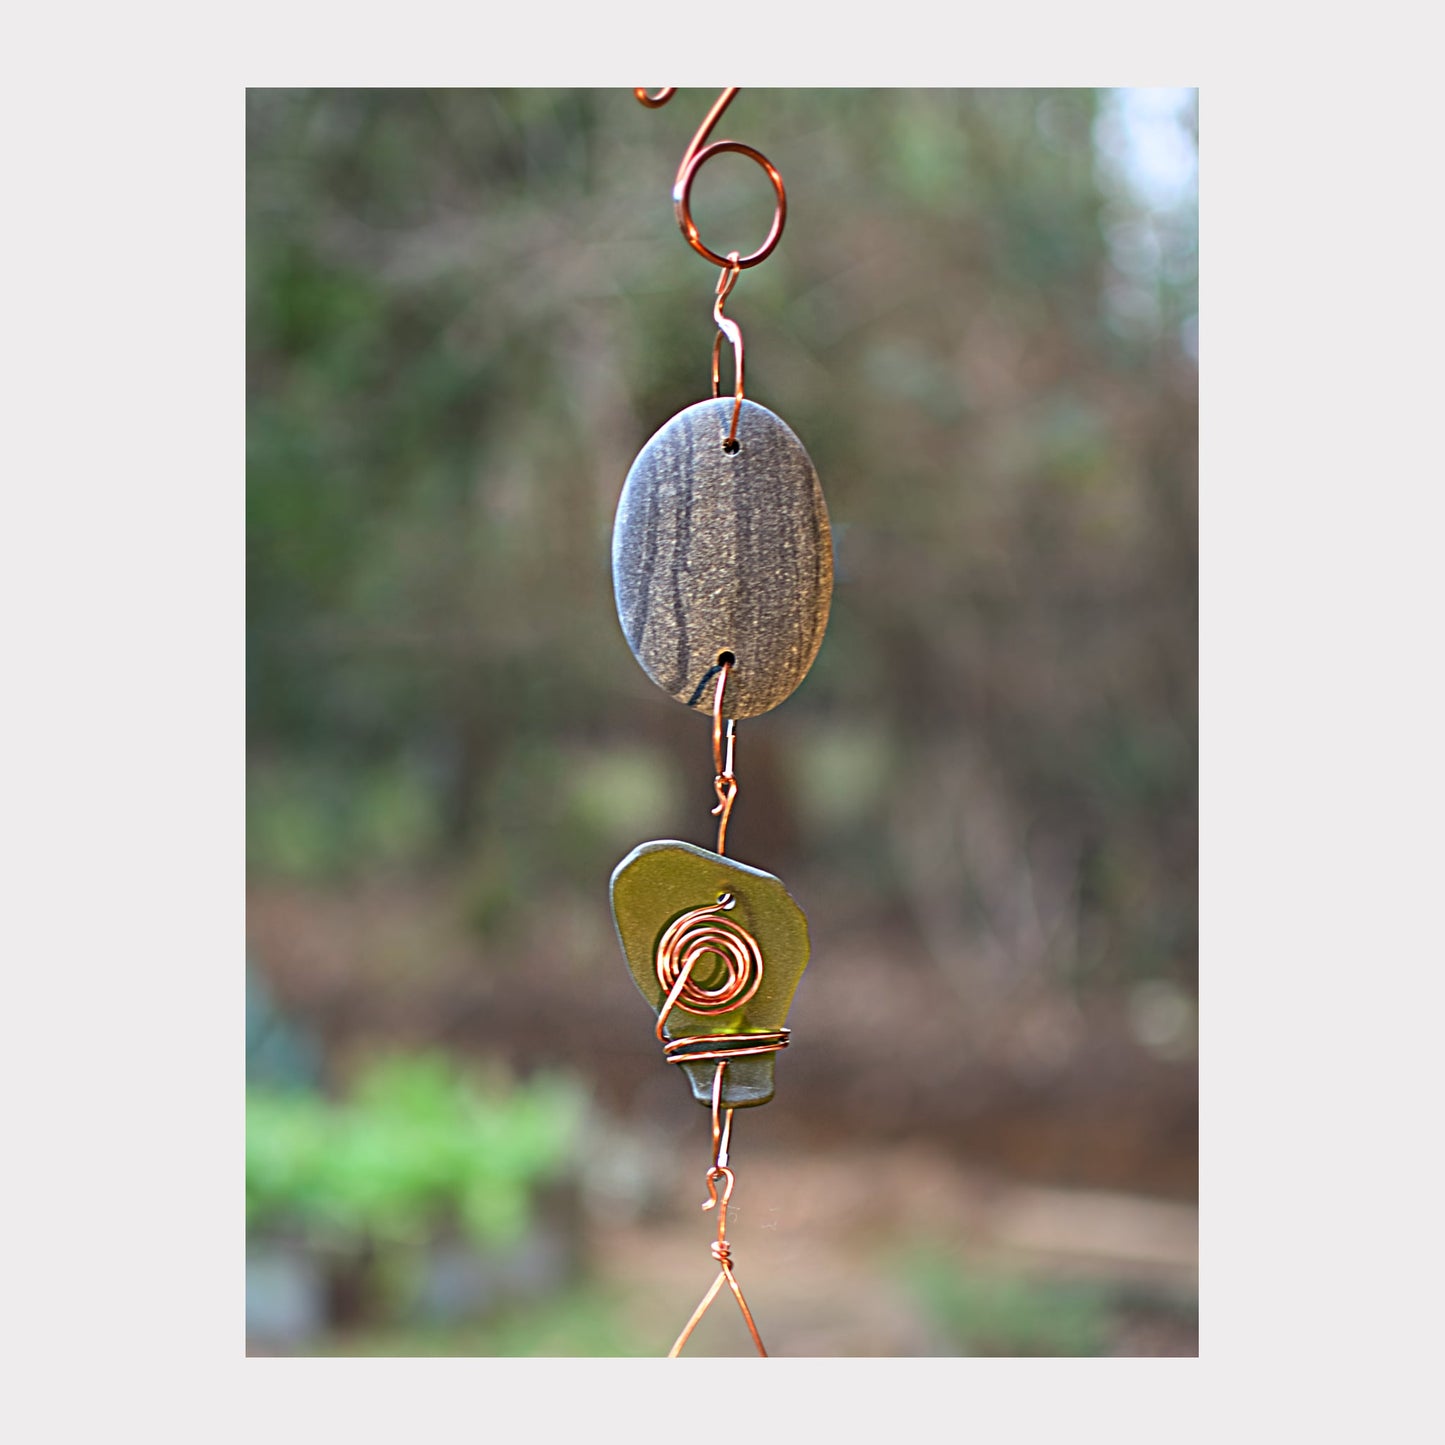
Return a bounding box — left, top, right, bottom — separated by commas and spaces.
609, 88, 833, 1357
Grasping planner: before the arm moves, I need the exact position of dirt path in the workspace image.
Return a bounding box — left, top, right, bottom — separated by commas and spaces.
588, 1141, 1198, 1357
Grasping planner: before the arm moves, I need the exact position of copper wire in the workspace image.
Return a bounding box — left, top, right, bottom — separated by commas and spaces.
653, 655, 792, 1068
633, 89, 775, 449
619, 105, 790, 1349
651, 892, 786, 1357
652, 895, 789, 1066
632, 88, 787, 271
711, 255, 745, 446
711, 658, 738, 855
667, 1062, 768, 1358
710, 1062, 734, 1170
654, 901, 763, 1025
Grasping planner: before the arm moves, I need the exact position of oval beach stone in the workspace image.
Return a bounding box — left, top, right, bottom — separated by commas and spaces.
612, 397, 833, 718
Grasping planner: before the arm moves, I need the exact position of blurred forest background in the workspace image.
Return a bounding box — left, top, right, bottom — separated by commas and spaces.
246, 87, 1197, 1357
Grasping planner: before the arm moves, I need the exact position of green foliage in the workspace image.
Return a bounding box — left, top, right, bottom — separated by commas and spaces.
246, 1054, 583, 1249
898, 1246, 1112, 1356
310, 1284, 650, 1358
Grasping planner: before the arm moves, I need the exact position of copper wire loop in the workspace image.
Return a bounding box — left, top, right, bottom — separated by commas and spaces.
632, 88, 787, 270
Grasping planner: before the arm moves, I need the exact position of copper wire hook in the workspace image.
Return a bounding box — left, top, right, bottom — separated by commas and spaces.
632, 88, 787, 271
703, 1164, 735, 1213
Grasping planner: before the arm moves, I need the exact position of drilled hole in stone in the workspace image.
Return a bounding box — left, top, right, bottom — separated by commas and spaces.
722, 437, 741, 454
717, 651, 736, 667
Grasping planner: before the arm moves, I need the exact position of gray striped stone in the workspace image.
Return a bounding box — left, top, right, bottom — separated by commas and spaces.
612, 397, 833, 718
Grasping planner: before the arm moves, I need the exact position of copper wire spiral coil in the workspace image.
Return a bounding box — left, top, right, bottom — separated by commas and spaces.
653, 900, 789, 1064
655, 902, 762, 1014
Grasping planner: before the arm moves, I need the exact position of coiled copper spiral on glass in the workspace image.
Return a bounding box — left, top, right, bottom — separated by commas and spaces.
656, 899, 762, 1015
653, 896, 789, 1064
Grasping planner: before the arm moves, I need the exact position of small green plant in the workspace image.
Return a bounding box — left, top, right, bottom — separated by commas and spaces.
898, 1245, 1113, 1356
310, 1284, 651, 1357
246, 1053, 584, 1251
